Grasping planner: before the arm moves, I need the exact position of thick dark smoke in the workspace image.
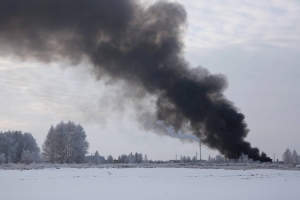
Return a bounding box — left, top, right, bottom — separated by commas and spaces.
0, 0, 272, 162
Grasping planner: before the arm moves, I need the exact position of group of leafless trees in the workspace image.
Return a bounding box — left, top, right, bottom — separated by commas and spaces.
282, 149, 299, 165
0, 121, 89, 165
208, 155, 227, 163
0, 131, 41, 164
90, 152, 148, 164
117, 152, 146, 163
42, 121, 89, 164
180, 155, 198, 163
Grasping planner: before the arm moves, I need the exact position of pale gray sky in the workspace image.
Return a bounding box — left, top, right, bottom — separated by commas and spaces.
0, 0, 299, 161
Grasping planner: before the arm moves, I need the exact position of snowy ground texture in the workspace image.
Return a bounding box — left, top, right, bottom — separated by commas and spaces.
1, 167, 300, 200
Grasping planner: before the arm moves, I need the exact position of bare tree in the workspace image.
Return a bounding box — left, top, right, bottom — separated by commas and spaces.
283, 148, 292, 164
144, 154, 148, 163
42, 121, 89, 164
42, 126, 56, 163
128, 153, 135, 163
0, 153, 5, 164
192, 156, 197, 162
95, 151, 100, 164
107, 155, 113, 163
292, 150, 299, 165
187, 156, 191, 163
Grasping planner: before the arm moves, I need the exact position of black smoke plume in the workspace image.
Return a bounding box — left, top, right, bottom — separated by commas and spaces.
0, 0, 272, 162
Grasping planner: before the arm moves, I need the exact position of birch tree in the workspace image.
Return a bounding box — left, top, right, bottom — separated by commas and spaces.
292, 150, 299, 165
283, 148, 292, 164
42, 121, 89, 164
144, 154, 148, 163
42, 126, 56, 163
107, 155, 113, 163
95, 151, 100, 164
0, 153, 5, 164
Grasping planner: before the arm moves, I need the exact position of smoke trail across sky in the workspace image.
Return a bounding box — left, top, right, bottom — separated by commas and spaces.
0, 0, 271, 162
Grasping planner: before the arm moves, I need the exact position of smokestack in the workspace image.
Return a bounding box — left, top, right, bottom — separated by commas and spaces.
0, 0, 271, 162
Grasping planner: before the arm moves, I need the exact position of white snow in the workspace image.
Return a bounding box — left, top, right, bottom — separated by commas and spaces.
1, 167, 300, 200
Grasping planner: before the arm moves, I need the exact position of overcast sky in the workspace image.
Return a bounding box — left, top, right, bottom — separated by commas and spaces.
1, 0, 300, 161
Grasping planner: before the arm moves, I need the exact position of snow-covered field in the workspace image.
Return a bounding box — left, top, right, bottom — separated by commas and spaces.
1, 167, 300, 200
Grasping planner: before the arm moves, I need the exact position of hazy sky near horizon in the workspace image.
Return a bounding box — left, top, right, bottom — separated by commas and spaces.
0, 0, 299, 161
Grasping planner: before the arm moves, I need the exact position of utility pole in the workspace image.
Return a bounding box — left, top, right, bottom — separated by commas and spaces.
196, 152, 197, 160
176, 154, 177, 161
199, 141, 201, 161
273, 154, 275, 162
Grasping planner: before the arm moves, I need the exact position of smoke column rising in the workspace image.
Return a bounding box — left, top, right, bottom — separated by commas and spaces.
0, 0, 271, 162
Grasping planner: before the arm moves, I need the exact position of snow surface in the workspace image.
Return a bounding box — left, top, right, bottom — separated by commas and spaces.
1, 168, 300, 200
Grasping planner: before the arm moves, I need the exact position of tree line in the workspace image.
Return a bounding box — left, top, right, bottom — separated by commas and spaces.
3, 121, 298, 166
90, 152, 148, 164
